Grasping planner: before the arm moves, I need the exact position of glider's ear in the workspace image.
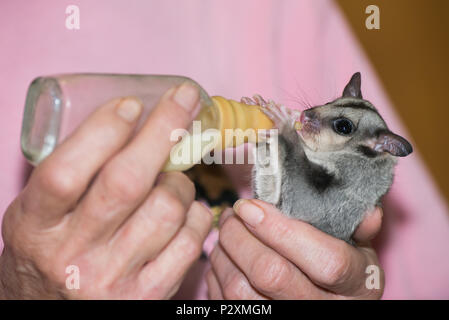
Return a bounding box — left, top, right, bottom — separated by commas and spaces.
371, 131, 413, 157
342, 72, 363, 99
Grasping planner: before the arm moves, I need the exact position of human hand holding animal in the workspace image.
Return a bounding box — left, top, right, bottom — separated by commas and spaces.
207, 201, 384, 299
0, 83, 212, 299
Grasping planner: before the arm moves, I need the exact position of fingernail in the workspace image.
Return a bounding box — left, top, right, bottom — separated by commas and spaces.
173, 82, 199, 113
116, 98, 143, 123
233, 199, 264, 227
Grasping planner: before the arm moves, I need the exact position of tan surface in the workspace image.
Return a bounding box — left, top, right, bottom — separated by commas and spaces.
337, 0, 449, 201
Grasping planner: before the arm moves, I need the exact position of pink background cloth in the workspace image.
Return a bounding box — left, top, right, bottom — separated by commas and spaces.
1, 0, 448, 299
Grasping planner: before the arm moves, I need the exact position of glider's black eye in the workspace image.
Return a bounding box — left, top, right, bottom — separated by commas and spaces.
333, 118, 354, 135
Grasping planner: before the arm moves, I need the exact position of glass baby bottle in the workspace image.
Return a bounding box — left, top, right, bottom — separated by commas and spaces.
21, 73, 277, 171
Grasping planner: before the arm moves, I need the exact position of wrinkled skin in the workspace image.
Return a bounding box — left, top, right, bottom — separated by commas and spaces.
207, 200, 384, 300
0, 84, 212, 299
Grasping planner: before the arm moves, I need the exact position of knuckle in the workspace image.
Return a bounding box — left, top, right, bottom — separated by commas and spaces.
320, 244, 351, 287
36, 162, 81, 199
151, 187, 186, 225
152, 106, 190, 135
2, 199, 24, 241
29, 247, 74, 285
160, 172, 195, 205
223, 273, 251, 300
101, 160, 146, 203
43, 258, 73, 284
270, 218, 290, 236
269, 219, 295, 244
250, 253, 291, 295
177, 228, 203, 258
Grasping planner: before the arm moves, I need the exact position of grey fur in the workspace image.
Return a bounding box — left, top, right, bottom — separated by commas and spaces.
250, 73, 413, 243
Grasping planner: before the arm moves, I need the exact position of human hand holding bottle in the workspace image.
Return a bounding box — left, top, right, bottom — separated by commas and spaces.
0, 83, 212, 299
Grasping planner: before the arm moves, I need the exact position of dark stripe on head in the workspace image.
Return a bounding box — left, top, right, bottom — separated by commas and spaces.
333, 100, 380, 116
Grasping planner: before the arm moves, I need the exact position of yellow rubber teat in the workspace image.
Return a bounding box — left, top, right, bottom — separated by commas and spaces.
208, 96, 302, 146
162, 96, 301, 171
209, 96, 274, 147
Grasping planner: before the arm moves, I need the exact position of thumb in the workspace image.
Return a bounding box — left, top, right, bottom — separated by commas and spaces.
353, 207, 383, 243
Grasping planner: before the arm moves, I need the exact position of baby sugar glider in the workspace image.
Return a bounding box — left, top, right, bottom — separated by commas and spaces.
242, 72, 413, 244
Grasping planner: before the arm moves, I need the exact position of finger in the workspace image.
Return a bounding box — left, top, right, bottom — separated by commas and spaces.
154, 172, 196, 209
240, 97, 257, 105
253, 94, 267, 106
138, 201, 212, 298
22, 97, 143, 225
206, 269, 224, 300
218, 207, 234, 228
209, 245, 267, 300
353, 207, 383, 243
109, 172, 195, 273
219, 215, 331, 299
232, 199, 378, 296
75, 83, 200, 236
